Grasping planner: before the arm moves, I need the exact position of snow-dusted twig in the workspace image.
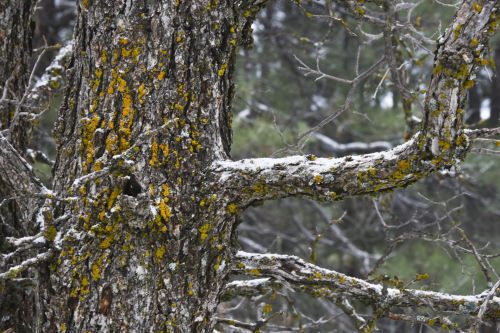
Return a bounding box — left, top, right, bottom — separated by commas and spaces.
0, 250, 53, 282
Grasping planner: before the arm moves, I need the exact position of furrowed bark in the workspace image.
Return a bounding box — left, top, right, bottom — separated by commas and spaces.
212, 1, 500, 207
0, 0, 36, 151
229, 251, 500, 324
46, 1, 266, 332
0, 1, 44, 332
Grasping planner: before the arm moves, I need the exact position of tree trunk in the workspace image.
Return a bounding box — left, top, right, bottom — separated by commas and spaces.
45, 1, 262, 332
0, 0, 35, 151
0, 1, 38, 332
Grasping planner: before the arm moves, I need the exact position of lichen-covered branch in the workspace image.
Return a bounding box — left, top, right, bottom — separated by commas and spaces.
229, 251, 500, 325
213, 137, 426, 206
211, 1, 499, 207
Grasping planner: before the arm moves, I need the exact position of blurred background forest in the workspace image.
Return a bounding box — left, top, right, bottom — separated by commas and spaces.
30, 0, 499, 332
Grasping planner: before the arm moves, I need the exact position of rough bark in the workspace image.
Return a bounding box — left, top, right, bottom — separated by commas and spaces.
46, 1, 266, 332
0, 0, 36, 151
0, 1, 41, 332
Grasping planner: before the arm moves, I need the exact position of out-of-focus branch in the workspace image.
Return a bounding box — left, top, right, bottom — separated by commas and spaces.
313, 132, 393, 155
466, 127, 500, 139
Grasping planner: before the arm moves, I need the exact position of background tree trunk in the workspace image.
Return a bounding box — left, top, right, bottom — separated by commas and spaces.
0, 1, 39, 332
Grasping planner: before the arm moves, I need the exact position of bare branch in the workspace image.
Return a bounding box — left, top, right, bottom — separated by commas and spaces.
0, 250, 53, 282
466, 127, 500, 139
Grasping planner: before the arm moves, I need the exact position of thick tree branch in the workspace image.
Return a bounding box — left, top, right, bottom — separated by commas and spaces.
211, 1, 499, 207
213, 135, 429, 205
228, 251, 500, 324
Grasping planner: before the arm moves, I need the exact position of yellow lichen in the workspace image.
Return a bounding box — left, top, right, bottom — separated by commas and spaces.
91, 262, 101, 280
149, 137, 159, 167
155, 246, 166, 260
131, 47, 141, 59
159, 199, 171, 220
94, 160, 102, 172
162, 184, 170, 197
307, 154, 317, 161
262, 304, 272, 315
99, 235, 114, 249
227, 203, 238, 214
218, 64, 228, 77
105, 133, 117, 153
137, 83, 146, 104
199, 223, 211, 241
82, 114, 102, 171
397, 160, 411, 172
117, 77, 127, 93
157, 71, 166, 81
101, 50, 108, 63
160, 143, 169, 158
108, 187, 121, 210
415, 273, 429, 281
121, 47, 131, 58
